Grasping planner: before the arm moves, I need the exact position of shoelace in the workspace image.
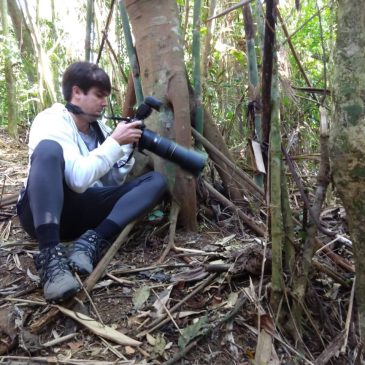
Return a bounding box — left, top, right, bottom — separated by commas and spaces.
73, 237, 97, 260
73, 232, 111, 264
37, 247, 70, 283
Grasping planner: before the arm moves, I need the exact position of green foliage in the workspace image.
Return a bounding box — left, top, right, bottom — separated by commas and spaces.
0, 21, 36, 127
178, 315, 208, 349
0, 0, 337, 163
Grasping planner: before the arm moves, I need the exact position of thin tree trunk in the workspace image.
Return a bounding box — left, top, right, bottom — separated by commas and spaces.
22, 0, 57, 107
330, 0, 365, 343
192, 0, 203, 142
85, 0, 94, 61
1, 0, 18, 138
7, 0, 37, 84
201, 0, 216, 81
243, 3, 263, 188
261, 0, 277, 173
253, 0, 265, 49
119, 1, 143, 104
269, 53, 283, 313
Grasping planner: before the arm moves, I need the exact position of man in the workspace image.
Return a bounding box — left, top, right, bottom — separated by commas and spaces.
17, 62, 168, 303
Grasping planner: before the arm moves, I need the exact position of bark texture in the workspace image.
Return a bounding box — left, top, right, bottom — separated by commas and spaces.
330, 0, 365, 341
125, 0, 197, 230
2, 0, 18, 138
7, 0, 37, 84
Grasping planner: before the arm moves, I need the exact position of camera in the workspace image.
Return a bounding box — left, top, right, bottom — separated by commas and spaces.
128, 97, 207, 177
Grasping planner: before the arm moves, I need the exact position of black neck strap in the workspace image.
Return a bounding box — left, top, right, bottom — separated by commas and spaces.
65, 103, 106, 144
65, 102, 84, 115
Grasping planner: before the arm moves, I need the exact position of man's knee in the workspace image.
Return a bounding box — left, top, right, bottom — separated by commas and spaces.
31, 140, 64, 165
150, 171, 168, 194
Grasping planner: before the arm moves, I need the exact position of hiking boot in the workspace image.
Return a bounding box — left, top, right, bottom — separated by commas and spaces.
68, 230, 111, 275
34, 245, 81, 303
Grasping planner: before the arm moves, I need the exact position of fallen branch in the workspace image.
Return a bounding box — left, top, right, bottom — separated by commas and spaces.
203, 180, 266, 237
313, 331, 346, 365
0, 356, 130, 365
282, 146, 335, 238
314, 237, 355, 273
311, 259, 351, 287
192, 128, 265, 199
0, 193, 18, 208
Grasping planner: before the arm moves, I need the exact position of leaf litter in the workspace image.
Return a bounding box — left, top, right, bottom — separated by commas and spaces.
0, 128, 358, 364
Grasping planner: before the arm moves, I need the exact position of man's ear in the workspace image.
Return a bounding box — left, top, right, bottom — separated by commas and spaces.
71, 85, 83, 101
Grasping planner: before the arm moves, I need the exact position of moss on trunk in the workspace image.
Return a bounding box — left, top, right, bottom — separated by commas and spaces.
330, 0, 365, 341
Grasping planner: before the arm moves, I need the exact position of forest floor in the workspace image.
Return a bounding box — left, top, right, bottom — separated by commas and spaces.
0, 128, 358, 365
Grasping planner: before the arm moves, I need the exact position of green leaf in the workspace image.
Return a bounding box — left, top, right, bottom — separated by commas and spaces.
132, 285, 151, 310
178, 316, 208, 349
153, 333, 167, 356
148, 209, 164, 221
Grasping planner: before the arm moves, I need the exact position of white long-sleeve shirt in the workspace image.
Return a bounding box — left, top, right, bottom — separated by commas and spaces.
27, 103, 135, 193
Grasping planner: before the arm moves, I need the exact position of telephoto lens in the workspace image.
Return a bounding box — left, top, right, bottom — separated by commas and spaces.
139, 128, 207, 177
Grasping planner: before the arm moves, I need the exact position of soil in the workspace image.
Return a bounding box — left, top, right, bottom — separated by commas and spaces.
0, 128, 357, 365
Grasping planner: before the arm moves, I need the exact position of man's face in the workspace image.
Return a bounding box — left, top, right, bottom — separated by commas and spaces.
71, 86, 109, 120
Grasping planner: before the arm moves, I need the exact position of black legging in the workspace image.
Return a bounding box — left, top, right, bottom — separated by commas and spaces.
17, 140, 168, 241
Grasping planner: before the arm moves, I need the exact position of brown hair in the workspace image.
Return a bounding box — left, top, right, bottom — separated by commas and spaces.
62, 62, 111, 101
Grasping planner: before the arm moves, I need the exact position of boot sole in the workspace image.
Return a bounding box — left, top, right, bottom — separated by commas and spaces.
46, 285, 81, 304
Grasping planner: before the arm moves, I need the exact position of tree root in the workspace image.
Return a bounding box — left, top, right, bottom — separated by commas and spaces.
158, 200, 181, 264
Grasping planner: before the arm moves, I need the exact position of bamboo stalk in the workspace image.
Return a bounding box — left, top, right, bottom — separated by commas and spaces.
243, 3, 263, 188
118, 1, 143, 104
192, 0, 204, 144
268, 53, 284, 312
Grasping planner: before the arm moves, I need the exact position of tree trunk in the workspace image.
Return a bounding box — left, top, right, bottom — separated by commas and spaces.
85, 0, 94, 62
22, 0, 57, 107
201, 0, 216, 81
330, 0, 365, 343
269, 53, 283, 313
243, 3, 263, 188
1, 0, 18, 138
6, 0, 37, 84
261, 0, 277, 175
192, 0, 203, 141
125, 0, 198, 230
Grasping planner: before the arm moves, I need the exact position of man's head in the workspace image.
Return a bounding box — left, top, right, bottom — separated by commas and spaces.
62, 62, 111, 120
62, 62, 111, 102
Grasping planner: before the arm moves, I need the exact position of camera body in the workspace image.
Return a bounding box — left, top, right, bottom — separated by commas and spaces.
129, 97, 207, 177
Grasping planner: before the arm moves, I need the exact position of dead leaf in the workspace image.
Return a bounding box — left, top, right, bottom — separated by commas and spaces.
171, 267, 209, 282
56, 305, 141, 346
0, 307, 18, 355
260, 314, 275, 333
152, 284, 173, 318
255, 329, 280, 365
175, 310, 204, 319
214, 234, 236, 246
67, 341, 83, 352
146, 333, 156, 346
125, 345, 136, 354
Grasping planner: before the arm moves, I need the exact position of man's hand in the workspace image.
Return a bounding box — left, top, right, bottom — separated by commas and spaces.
111, 120, 143, 145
